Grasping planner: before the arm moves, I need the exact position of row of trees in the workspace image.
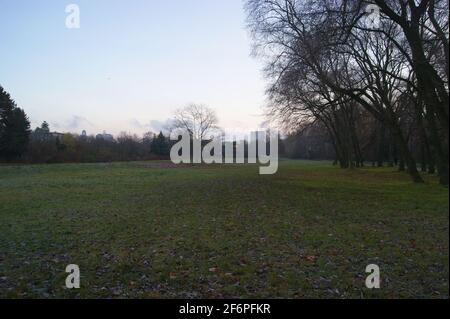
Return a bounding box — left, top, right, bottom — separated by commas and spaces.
25, 104, 220, 164
26, 124, 172, 164
282, 120, 426, 171
246, 0, 449, 185
1, 85, 173, 163
0, 90, 221, 164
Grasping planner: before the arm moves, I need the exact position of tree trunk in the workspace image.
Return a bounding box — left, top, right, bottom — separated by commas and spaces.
391, 124, 424, 183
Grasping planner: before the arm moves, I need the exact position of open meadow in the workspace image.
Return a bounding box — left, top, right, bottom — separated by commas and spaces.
0, 160, 448, 298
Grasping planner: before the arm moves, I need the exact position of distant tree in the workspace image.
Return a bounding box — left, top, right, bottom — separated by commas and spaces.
0, 86, 31, 161
142, 131, 155, 151
172, 104, 219, 140
41, 121, 50, 133
33, 121, 51, 141
151, 131, 169, 156
143, 131, 155, 144
63, 133, 77, 150
116, 132, 142, 160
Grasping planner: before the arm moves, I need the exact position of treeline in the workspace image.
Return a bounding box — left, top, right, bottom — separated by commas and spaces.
246, 0, 449, 185
282, 120, 426, 171
26, 124, 172, 164
0, 86, 173, 164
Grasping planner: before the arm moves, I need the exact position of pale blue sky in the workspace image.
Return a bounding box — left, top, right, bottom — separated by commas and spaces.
0, 0, 266, 136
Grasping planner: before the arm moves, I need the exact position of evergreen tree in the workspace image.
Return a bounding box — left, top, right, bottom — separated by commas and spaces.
34, 121, 51, 141
0, 86, 31, 161
151, 131, 169, 156
41, 121, 50, 133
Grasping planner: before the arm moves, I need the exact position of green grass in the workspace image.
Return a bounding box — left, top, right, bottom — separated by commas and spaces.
0, 160, 448, 299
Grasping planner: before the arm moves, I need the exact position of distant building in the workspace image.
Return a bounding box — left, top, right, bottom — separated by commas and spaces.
96, 131, 114, 142
79, 130, 88, 141
31, 131, 64, 142
51, 132, 65, 142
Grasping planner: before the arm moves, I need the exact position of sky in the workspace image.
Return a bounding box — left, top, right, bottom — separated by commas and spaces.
0, 0, 267, 136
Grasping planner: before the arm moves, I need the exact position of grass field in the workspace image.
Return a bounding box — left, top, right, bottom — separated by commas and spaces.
0, 160, 448, 299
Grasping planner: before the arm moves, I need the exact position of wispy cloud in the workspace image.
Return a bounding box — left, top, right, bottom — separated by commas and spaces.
129, 118, 150, 130
129, 118, 175, 135
51, 115, 95, 133
149, 119, 175, 134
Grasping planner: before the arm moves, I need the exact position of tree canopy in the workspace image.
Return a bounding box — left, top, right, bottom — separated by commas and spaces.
0, 86, 31, 161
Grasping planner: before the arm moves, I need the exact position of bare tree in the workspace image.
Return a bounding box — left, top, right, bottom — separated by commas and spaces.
245, 0, 434, 183
172, 104, 220, 140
